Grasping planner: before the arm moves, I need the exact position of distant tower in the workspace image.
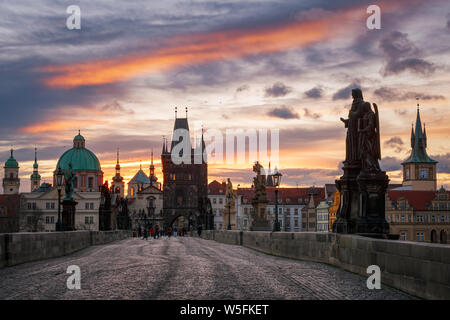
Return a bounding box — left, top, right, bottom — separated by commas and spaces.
30, 148, 41, 191
149, 148, 159, 188
3, 149, 20, 194
112, 148, 124, 197
401, 103, 438, 191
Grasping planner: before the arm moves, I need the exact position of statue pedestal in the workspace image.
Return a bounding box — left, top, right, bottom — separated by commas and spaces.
62, 200, 77, 231
333, 161, 360, 234
250, 201, 271, 231
355, 170, 390, 238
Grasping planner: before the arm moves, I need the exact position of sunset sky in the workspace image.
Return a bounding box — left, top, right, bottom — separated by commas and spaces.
1, 0, 449, 193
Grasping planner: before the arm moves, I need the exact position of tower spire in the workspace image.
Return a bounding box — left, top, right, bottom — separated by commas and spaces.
116, 148, 120, 165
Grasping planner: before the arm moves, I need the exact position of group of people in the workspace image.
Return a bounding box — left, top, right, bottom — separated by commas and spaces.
137, 225, 187, 240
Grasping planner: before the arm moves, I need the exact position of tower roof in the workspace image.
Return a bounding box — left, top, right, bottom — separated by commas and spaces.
129, 169, 150, 185
402, 107, 437, 164
4, 149, 19, 168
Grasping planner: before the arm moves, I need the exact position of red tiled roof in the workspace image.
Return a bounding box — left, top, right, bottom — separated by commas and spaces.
0, 194, 20, 217
237, 187, 325, 206
386, 190, 445, 211
208, 180, 226, 195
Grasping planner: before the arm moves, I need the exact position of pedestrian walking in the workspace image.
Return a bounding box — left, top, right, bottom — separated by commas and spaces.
174, 226, 178, 237
167, 226, 172, 238
143, 228, 148, 240
150, 226, 155, 238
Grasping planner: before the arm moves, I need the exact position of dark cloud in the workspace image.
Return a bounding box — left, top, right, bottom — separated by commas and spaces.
303, 108, 321, 119
332, 82, 361, 100
379, 31, 435, 76
394, 109, 407, 116
447, 13, 450, 30
383, 137, 404, 153
373, 87, 445, 101
264, 82, 293, 98
236, 84, 250, 93
101, 101, 134, 114
433, 153, 450, 174
380, 156, 402, 172
304, 87, 323, 99
267, 106, 299, 119
0, 57, 127, 136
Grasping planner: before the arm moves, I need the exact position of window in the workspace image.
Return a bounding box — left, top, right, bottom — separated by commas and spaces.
416, 232, 424, 242
401, 232, 406, 241
46, 202, 50, 209
85, 216, 94, 224
294, 219, 298, 227
90, 203, 94, 210
213, 198, 216, 204
441, 216, 445, 223
219, 198, 223, 204
286, 198, 290, 203
405, 168, 410, 180
130, 188, 135, 197
88, 177, 94, 189
431, 215, 435, 223
401, 215, 405, 223
244, 208, 248, 215
408, 215, 411, 223
45, 216, 54, 224
85, 203, 89, 210
294, 208, 298, 215
419, 169, 428, 179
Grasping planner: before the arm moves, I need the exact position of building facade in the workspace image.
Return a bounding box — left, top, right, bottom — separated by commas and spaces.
237, 187, 325, 232
316, 200, 329, 232
20, 133, 103, 232
161, 112, 212, 230
208, 180, 226, 230
2, 149, 20, 195
386, 187, 449, 243
386, 106, 448, 244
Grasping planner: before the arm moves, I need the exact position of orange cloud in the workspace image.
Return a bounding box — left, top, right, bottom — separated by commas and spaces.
39, 1, 416, 88
20, 120, 105, 134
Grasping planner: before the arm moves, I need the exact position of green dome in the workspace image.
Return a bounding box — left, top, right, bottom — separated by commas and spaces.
74, 134, 85, 141
56, 147, 101, 172
4, 150, 19, 168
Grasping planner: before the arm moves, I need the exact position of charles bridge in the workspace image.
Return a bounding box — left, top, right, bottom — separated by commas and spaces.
0, 230, 449, 300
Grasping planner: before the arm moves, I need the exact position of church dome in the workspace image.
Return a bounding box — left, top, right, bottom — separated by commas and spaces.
56, 133, 101, 172
4, 149, 19, 168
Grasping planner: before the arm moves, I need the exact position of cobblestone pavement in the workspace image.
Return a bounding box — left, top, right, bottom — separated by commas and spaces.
0, 237, 414, 300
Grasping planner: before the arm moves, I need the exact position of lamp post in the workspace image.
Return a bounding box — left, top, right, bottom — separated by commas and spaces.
55, 166, 64, 232
227, 192, 232, 230
273, 171, 282, 232
147, 197, 156, 228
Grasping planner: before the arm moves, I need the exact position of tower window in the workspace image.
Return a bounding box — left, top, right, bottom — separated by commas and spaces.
88, 177, 94, 189
419, 169, 428, 179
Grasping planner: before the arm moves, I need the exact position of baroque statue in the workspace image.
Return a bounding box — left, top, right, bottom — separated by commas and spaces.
64, 163, 76, 201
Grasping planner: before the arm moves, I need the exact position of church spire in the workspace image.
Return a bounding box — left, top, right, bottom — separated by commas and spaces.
402, 101, 437, 164
30, 147, 40, 191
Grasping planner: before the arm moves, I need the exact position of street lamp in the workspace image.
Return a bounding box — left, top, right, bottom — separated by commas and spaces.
227, 192, 232, 230
55, 166, 64, 231
147, 197, 156, 228
273, 170, 282, 232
